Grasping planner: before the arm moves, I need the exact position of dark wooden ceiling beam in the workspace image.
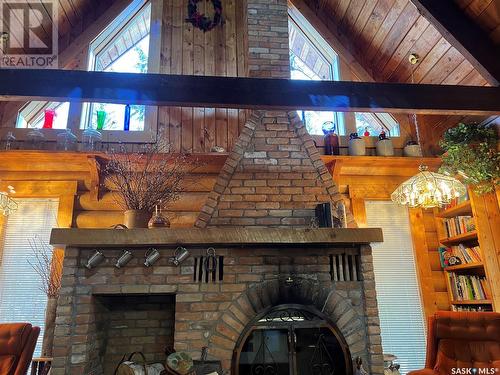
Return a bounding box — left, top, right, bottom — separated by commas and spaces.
409, 0, 500, 86
1, 69, 500, 115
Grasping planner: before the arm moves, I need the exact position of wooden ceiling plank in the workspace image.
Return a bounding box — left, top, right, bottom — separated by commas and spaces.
408, 38, 451, 83
364, 0, 408, 64
372, 2, 420, 73
1, 69, 500, 115
356, 0, 397, 63
409, 0, 500, 85
340, 0, 366, 37
350, 0, 379, 44
420, 47, 465, 85
388, 24, 441, 82
465, 0, 494, 17
379, 15, 429, 81
441, 59, 475, 85
459, 69, 489, 86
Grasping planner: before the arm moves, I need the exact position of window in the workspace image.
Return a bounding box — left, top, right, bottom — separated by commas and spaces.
16, 101, 70, 129
365, 201, 426, 375
0, 198, 59, 357
14, 0, 157, 142
288, 14, 345, 136
355, 112, 400, 137
82, 2, 151, 131
288, 7, 400, 137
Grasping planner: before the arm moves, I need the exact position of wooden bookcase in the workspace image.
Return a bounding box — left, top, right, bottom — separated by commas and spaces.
436, 191, 498, 312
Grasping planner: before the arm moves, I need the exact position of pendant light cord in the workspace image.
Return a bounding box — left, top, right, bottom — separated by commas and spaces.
410, 69, 421, 147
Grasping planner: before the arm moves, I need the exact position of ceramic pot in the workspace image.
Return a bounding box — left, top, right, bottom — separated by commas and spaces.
124, 210, 151, 228
348, 133, 366, 156
403, 144, 423, 157
376, 135, 394, 156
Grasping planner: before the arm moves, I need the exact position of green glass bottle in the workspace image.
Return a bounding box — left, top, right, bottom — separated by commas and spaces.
96, 110, 106, 130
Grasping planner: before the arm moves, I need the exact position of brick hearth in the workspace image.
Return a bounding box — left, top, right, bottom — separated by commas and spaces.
50, 228, 384, 375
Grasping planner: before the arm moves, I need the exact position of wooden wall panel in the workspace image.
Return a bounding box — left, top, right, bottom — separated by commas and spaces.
158, 0, 248, 153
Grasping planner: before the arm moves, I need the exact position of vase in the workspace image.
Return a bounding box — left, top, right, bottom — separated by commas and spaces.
403, 144, 423, 157
124, 210, 150, 228
348, 133, 366, 156
42, 109, 56, 129
376, 133, 394, 156
41, 296, 58, 356
322, 121, 339, 155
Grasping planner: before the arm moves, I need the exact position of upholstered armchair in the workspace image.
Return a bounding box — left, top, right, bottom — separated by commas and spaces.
408, 311, 500, 375
0, 323, 40, 375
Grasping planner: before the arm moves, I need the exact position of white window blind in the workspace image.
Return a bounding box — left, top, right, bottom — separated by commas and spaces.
0, 198, 59, 357
365, 201, 426, 375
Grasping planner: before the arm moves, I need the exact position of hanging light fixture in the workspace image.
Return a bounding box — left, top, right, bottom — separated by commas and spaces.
0, 184, 17, 216
391, 54, 466, 209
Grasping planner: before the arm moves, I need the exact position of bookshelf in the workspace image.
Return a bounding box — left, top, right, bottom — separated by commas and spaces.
436, 190, 495, 312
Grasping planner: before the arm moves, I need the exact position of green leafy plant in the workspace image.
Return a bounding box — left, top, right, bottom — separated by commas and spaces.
439, 122, 499, 194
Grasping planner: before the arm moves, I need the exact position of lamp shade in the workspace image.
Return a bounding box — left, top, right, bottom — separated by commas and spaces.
391, 165, 466, 209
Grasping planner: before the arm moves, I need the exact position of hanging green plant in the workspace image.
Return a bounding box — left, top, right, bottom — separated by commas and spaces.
439, 122, 499, 194
186, 0, 223, 32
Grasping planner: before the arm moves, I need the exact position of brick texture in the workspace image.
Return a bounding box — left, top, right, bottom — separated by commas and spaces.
195, 110, 355, 228
52, 245, 383, 375
248, 0, 290, 78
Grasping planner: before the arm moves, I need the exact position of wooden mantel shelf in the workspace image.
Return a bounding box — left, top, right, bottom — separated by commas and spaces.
50, 228, 383, 248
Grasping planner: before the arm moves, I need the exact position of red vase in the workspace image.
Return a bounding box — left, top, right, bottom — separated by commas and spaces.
42, 109, 56, 129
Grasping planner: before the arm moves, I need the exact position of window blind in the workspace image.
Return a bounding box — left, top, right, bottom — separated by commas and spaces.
0, 198, 59, 357
365, 201, 426, 375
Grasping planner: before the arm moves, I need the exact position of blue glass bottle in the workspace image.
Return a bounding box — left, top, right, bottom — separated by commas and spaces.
124, 104, 131, 131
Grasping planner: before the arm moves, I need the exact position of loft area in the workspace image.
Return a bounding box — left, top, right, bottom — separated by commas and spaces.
0, 1, 499, 375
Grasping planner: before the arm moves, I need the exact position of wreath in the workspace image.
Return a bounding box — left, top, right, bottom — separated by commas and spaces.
186, 0, 223, 32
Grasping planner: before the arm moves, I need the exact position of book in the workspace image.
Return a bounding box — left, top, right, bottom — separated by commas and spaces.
444, 216, 475, 237
447, 274, 490, 302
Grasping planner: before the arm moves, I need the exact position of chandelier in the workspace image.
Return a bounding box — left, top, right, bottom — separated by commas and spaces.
391, 165, 466, 208
0, 185, 17, 216
391, 53, 466, 209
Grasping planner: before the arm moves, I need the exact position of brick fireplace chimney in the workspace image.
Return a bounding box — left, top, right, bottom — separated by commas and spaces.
195, 110, 355, 228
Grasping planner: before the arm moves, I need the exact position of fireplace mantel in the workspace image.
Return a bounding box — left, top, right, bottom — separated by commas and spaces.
50, 227, 383, 247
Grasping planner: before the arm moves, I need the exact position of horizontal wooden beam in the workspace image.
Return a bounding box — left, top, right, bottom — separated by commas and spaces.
409, 0, 500, 86
50, 227, 383, 247
1, 69, 500, 115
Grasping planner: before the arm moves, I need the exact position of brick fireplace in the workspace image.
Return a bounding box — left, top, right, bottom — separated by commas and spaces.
50, 228, 384, 375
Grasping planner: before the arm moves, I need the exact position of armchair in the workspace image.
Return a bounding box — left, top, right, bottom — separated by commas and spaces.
0, 323, 40, 375
408, 311, 500, 375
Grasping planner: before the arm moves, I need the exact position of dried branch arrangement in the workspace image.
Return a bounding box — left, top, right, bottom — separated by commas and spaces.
104, 143, 200, 213
28, 236, 62, 298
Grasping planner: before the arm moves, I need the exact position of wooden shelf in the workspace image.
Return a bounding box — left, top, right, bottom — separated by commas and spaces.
451, 300, 492, 305
440, 231, 478, 246
445, 262, 484, 272
437, 201, 472, 218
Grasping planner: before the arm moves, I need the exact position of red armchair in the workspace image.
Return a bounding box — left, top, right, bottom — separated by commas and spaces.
0, 323, 40, 375
409, 311, 500, 375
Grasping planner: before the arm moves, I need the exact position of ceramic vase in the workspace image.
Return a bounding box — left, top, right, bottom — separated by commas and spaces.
348, 133, 366, 156
124, 210, 150, 228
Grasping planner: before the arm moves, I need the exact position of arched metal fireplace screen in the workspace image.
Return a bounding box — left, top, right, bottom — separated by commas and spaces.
233, 304, 353, 375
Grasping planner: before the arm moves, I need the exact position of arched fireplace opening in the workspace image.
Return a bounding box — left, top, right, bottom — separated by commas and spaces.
233, 304, 353, 375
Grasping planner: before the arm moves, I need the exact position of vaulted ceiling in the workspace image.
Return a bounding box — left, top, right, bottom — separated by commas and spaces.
456, 0, 500, 44
300, 0, 493, 87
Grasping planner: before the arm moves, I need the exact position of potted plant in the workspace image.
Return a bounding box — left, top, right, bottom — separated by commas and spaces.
104, 143, 199, 228
439, 122, 499, 194
28, 237, 63, 357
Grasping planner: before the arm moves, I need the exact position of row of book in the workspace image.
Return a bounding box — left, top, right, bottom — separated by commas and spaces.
448, 274, 492, 301
444, 216, 475, 238
438, 244, 482, 267
443, 193, 470, 210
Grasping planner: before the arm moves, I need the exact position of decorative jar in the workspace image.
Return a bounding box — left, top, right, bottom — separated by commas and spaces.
56, 128, 78, 151
26, 129, 46, 150
376, 131, 394, 156
403, 140, 422, 157
82, 128, 102, 152
348, 133, 366, 156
